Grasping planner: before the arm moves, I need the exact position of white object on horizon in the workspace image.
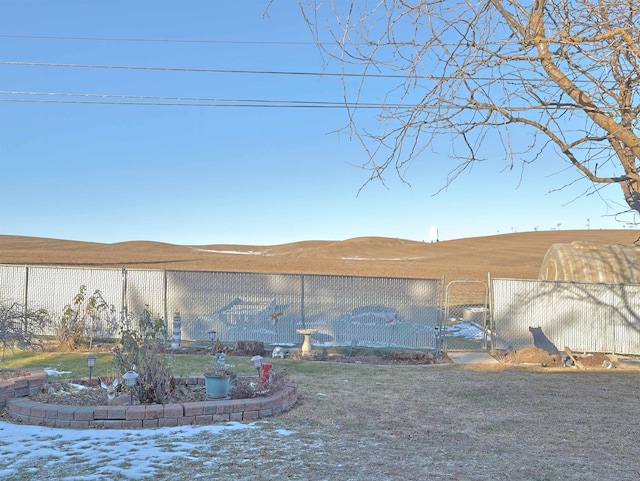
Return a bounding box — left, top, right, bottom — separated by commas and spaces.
429, 226, 439, 243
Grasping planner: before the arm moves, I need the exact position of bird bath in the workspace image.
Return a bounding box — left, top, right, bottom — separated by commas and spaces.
296, 328, 318, 355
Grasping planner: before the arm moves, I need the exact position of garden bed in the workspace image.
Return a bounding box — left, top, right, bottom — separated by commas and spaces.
3, 371, 298, 429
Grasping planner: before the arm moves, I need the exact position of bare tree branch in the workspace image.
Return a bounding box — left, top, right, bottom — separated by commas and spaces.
288, 0, 640, 216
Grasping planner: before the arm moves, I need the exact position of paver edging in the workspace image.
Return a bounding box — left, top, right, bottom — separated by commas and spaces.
0, 369, 47, 409
3, 371, 298, 429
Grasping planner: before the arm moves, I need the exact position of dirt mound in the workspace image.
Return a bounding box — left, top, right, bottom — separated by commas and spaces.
502, 347, 562, 367
233, 340, 267, 357
575, 352, 614, 368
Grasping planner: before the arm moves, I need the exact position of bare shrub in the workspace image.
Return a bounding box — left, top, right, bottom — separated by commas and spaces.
56, 285, 113, 351
229, 368, 291, 400
233, 340, 266, 356
384, 350, 435, 364
0, 300, 50, 361
112, 305, 175, 404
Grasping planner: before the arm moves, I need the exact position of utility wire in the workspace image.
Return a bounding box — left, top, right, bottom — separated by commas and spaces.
0, 34, 320, 46
0, 98, 383, 108
0, 90, 391, 108
0, 61, 405, 79
0, 61, 608, 85
0, 91, 587, 111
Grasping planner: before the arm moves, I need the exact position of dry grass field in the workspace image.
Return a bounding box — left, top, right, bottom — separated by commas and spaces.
0, 229, 638, 280
2, 230, 640, 480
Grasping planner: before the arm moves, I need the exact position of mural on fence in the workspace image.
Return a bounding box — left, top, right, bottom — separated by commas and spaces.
0, 266, 443, 350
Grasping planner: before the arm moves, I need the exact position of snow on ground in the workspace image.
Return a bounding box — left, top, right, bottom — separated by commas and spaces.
190, 248, 267, 256
340, 256, 423, 261
0, 420, 291, 480
444, 320, 491, 341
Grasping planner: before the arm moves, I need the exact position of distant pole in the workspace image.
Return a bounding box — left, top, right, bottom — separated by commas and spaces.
429, 226, 439, 243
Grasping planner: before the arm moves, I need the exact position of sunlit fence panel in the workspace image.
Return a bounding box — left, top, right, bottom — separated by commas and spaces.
492, 279, 640, 355
124, 269, 166, 325
299, 275, 443, 349
0, 265, 27, 304
610, 284, 640, 355
23, 266, 124, 337
165, 270, 303, 345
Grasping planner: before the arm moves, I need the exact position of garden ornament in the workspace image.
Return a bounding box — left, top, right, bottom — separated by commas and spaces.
272, 346, 285, 359
216, 352, 226, 366
251, 355, 263, 375
100, 378, 119, 400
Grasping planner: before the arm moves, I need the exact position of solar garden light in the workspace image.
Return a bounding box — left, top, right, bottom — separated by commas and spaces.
251, 355, 263, 375
122, 371, 139, 406
86, 355, 97, 385
208, 330, 217, 354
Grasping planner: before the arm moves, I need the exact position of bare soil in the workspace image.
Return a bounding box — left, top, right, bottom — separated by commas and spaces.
1, 230, 638, 281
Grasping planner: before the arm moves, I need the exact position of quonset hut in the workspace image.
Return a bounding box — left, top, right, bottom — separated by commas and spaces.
539, 241, 640, 283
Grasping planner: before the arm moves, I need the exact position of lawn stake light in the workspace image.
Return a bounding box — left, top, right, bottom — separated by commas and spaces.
208, 330, 217, 354
86, 355, 97, 385
251, 355, 263, 375
122, 371, 139, 406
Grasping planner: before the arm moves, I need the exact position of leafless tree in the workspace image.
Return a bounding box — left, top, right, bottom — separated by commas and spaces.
287, 0, 640, 219
0, 301, 50, 361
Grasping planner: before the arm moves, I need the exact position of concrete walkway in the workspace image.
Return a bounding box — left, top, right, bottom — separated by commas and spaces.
447, 351, 499, 364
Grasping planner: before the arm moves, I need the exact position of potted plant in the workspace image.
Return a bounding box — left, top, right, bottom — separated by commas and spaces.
203, 353, 235, 399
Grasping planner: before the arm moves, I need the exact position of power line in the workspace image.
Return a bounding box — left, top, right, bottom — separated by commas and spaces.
0, 98, 381, 108
0, 90, 589, 112
0, 61, 405, 79
0, 61, 612, 86
0, 90, 352, 104
0, 34, 319, 46
0, 90, 391, 108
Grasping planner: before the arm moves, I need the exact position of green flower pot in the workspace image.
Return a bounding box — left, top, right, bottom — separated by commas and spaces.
204, 375, 231, 399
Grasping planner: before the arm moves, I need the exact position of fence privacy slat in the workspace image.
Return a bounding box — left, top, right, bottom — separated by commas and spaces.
2, 265, 638, 354
0, 266, 443, 350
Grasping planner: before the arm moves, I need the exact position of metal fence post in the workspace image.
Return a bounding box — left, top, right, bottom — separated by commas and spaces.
300, 274, 305, 328
163, 270, 168, 329
488, 272, 496, 354
121, 266, 128, 329
23, 265, 29, 334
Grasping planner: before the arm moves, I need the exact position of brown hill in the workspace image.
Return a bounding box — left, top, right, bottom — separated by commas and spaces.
0, 230, 637, 281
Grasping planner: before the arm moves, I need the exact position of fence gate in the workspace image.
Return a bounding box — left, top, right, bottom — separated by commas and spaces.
440, 280, 491, 352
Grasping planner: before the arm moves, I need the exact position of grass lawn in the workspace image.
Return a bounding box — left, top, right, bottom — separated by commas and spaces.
2, 348, 640, 480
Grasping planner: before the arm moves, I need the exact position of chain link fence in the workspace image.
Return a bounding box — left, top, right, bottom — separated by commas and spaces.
440, 280, 490, 352
0, 265, 444, 350
2, 265, 639, 354
491, 278, 640, 355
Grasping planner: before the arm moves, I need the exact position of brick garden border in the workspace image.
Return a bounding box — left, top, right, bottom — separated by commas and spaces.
1, 370, 298, 429
0, 369, 47, 408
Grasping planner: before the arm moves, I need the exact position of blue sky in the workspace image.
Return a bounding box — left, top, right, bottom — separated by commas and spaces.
0, 1, 637, 246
